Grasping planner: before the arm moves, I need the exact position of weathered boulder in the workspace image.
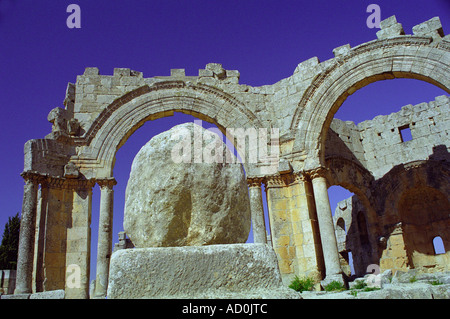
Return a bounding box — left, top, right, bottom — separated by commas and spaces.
123, 122, 251, 248
107, 244, 302, 299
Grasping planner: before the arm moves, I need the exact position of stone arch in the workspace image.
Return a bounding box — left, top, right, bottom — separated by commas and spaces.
325, 156, 379, 235
76, 81, 262, 178
292, 36, 450, 170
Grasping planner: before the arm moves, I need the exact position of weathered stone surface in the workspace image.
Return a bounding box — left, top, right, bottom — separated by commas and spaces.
107, 244, 301, 299
29, 289, 65, 299
17, 13, 450, 298
0, 289, 65, 299
301, 270, 450, 299
123, 122, 251, 248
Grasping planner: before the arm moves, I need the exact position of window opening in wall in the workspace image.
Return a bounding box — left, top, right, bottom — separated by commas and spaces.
399, 125, 413, 142
337, 218, 346, 234
433, 236, 445, 255
348, 251, 355, 275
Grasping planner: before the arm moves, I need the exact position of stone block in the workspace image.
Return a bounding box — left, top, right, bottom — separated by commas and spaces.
332, 44, 351, 57
107, 244, 301, 299
198, 69, 213, 77
29, 289, 65, 299
83, 67, 99, 76
205, 63, 226, 79
376, 23, 404, 39
0, 293, 30, 299
412, 17, 444, 37
278, 159, 292, 174
170, 69, 185, 77
113, 68, 131, 77
380, 16, 398, 29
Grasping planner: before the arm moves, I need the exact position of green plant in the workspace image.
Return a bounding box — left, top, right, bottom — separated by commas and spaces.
352, 280, 367, 290
288, 275, 315, 292
350, 290, 358, 297
429, 280, 443, 286
0, 213, 21, 270
324, 280, 345, 292
363, 286, 381, 292
409, 275, 417, 283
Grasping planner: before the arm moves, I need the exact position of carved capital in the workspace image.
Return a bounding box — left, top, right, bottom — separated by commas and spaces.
292, 171, 308, 184
97, 178, 117, 190
247, 177, 264, 188
44, 175, 96, 190
21, 171, 44, 185
307, 167, 329, 180
264, 175, 287, 188
264, 171, 309, 188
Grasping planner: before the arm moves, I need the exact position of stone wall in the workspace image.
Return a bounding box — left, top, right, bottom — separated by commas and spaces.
328, 95, 450, 276
326, 95, 450, 179
265, 174, 324, 284
14, 15, 450, 297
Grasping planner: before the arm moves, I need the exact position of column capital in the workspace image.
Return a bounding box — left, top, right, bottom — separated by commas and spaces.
264, 175, 286, 188
246, 177, 264, 188
264, 172, 307, 188
97, 177, 117, 189
20, 171, 44, 185
307, 167, 329, 180
44, 176, 96, 190
292, 171, 308, 184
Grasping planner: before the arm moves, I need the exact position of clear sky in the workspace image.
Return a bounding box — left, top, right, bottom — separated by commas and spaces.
0, 1, 448, 280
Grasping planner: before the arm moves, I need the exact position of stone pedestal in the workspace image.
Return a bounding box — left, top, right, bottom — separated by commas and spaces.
107, 244, 301, 299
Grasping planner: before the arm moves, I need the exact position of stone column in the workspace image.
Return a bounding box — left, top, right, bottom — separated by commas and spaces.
309, 168, 343, 285
15, 172, 40, 294
65, 179, 94, 299
247, 177, 267, 244
93, 178, 116, 298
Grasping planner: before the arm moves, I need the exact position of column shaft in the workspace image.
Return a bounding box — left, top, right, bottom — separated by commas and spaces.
93, 178, 116, 298
310, 172, 342, 277
15, 176, 39, 294
248, 178, 267, 244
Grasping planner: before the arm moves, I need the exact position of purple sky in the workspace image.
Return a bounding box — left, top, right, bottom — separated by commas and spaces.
0, 1, 448, 279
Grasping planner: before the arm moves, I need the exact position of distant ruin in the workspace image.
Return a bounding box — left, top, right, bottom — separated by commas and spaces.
8, 16, 449, 298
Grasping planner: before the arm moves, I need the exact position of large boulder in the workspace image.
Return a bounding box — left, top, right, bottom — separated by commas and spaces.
123, 122, 251, 248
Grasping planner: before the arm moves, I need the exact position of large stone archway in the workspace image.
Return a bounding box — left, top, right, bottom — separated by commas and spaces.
292, 28, 450, 170
76, 81, 263, 179
14, 16, 450, 298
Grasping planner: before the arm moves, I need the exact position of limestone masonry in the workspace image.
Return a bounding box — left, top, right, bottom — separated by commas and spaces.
123, 122, 251, 248
7, 15, 450, 299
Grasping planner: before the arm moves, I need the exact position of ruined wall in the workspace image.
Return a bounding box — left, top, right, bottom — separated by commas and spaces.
328, 95, 450, 275
14, 15, 450, 297
327, 95, 450, 179
265, 174, 324, 285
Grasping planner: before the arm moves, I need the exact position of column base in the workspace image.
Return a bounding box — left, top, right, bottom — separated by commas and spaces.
320, 273, 346, 290
14, 286, 31, 295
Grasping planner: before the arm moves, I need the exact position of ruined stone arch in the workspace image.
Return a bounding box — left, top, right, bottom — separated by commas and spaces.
14, 16, 450, 298
76, 81, 262, 179
325, 156, 380, 239
292, 36, 450, 170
